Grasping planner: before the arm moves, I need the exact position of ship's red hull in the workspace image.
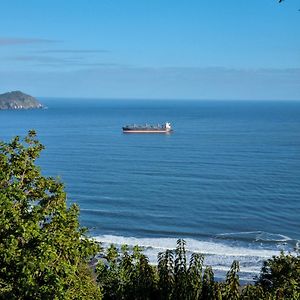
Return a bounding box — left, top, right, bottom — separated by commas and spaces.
123, 129, 171, 133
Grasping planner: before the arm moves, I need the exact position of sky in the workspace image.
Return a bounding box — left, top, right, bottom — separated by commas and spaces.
0, 0, 299, 100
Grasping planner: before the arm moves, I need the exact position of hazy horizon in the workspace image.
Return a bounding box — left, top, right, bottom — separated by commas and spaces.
37, 96, 300, 102
0, 0, 299, 100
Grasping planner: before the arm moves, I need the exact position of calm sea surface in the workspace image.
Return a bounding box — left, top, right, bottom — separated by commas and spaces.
1, 99, 300, 281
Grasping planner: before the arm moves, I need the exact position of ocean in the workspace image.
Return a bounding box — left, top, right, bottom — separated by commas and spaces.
1, 99, 299, 281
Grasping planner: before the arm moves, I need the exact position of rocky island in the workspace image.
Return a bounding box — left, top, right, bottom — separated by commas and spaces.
0, 91, 43, 110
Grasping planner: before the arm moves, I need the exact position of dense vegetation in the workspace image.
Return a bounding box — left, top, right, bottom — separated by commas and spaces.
0, 132, 299, 299
97, 240, 300, 300
0, 131, 101, 299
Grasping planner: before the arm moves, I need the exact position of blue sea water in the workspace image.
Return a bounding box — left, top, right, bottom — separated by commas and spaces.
1, 99, 300, 281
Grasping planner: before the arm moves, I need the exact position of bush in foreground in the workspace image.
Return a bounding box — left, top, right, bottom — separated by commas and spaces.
0, 131, 101, 299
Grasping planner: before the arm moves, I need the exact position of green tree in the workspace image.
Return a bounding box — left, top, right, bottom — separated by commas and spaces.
96, 244, 120, 300
97, 244, 157, 300
132, 247, 157, 300
223, 261, 240, 300
157, 249, 174, 300
257, 251, 300, 299
201, 266, 218, 300
241, 285, 267, 300
174, 239, 188, 299
0, 131, 101, 299
187, 253, 204, 299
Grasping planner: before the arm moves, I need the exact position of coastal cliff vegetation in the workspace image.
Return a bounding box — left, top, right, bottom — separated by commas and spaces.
0, 132, 299, 300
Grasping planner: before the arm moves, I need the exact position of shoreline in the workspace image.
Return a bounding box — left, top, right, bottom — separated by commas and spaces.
90, 233, 297, 283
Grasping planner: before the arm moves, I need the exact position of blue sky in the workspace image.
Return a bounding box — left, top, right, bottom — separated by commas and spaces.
0, 0, 299, 100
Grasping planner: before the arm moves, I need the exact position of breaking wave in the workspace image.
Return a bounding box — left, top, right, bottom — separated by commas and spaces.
93, 234, 297, 282
216, 231, 292, 243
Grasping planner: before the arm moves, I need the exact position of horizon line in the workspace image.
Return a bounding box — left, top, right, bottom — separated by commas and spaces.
38, 96, 300, 102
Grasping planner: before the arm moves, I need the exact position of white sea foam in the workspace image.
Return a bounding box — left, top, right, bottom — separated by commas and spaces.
94, 234, 281, 258
93, 234, 289, 280
217, 231, 292, 242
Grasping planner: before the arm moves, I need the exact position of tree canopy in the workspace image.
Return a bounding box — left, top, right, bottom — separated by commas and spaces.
97, 238, 300, 300
0, 131, 102, 299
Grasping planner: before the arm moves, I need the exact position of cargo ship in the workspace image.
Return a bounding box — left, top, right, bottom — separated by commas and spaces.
122, 122, 172, 133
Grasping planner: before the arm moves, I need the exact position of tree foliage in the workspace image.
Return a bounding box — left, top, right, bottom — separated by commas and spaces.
97, 244, 157, 300
257, 251, 300, 299
96, 239, 300, 300
0, 131, 102, 299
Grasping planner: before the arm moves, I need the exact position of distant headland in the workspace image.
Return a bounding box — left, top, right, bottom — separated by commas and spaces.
0, 91, 43, 110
